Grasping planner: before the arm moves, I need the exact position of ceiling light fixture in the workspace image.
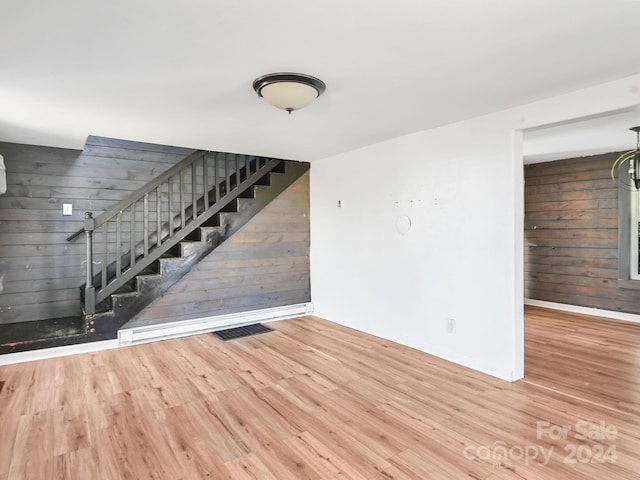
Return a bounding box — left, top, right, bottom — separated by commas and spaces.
612, 126, 640, 190
253, 73, 326, 114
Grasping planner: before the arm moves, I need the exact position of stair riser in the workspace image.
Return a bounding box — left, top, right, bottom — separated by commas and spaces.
199, 227, 224, 244
178, 227, 224, 256
159, 257, 187, 276
179, 242, 203, 258
86, 312, 114, 334
136, 275, 163, 294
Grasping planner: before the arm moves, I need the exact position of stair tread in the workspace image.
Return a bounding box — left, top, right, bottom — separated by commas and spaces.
111, 291, 141, 298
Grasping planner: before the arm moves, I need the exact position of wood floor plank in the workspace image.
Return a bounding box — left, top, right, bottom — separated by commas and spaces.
7, 409, 57, 479
54, 447, 99, 480
1, 308, 640, 479
224, 452, 280, 480
153, 404, 233, 477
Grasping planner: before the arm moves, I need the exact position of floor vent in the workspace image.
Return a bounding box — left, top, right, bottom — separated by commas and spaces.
213, 323, 273, 341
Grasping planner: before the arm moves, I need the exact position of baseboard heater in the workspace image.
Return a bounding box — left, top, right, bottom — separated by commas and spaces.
117, 303, 313, 346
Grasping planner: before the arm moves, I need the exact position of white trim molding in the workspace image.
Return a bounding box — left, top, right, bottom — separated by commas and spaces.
0, 339, 119, 366
525, 299, 640, 325
118, 303, 314, 346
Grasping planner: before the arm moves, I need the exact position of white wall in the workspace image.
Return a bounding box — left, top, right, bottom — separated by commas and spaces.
310, 74, 640, 382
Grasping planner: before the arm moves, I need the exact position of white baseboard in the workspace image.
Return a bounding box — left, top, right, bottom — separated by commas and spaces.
0, 339, 119, 366
525, 298, 640, 325
118, 302, 314, 346
0, 303, 313, 366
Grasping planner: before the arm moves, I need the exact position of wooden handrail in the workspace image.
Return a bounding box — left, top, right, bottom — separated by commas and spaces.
67, 149, 203, 241
66, 229, 84, 242
93, 149, 203, 229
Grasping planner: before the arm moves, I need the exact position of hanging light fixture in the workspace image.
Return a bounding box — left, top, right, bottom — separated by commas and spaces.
253, 73, 326, 114
612, 126, 640, 190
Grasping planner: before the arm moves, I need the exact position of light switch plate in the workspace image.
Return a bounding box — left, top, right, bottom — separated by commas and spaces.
63, 204, 73, 216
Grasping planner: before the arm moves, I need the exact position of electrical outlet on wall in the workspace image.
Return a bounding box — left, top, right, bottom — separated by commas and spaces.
446, 318, 456, 334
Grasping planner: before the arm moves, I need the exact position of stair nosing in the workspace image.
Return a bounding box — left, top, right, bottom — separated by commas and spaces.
111, 292, 141, 299
137, 273, 162, 280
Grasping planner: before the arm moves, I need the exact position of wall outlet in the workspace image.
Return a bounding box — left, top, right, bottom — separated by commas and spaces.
446, 318, 456, 334
62, 203, 73, 216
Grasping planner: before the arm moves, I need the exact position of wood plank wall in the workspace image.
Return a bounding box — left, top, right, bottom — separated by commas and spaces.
0, 137, 193, 324
524, 151, 640, 314
126, 172, 310, 328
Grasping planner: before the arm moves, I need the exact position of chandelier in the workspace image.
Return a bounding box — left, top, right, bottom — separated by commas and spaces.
611, 126, 640, 190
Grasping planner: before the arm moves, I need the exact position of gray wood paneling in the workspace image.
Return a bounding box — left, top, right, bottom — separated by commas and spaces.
0, 137, 193, 324
524, 151, 640, 314
126, 172, 311, 328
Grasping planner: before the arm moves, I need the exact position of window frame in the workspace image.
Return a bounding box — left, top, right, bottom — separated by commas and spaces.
618, 186, 640, 288
631, 190, 640, 280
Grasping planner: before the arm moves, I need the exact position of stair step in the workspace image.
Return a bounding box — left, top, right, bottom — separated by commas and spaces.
236, 197, 257, 213
112, 291, 141, 300
183, 228, 203, 241
221, 199, 239, 212
86, 310, 114, 334
271, 162, 286, 174
158, 256, 185, 275
238, 186, 256, 199
251, 184, 279, 200
92, 298, 112, 315
136, 274, 163, 293
199, 226, 223, 240
179, 241, 203, 257
210, 212, 236, 232
114, 282, 135, 294
110, 291, 143, 313
253, 176, 271, 186
202, 215, 223, 227
140, 266, 159, 275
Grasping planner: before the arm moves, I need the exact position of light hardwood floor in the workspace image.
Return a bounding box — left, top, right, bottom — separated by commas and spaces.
1, 307, 639, 479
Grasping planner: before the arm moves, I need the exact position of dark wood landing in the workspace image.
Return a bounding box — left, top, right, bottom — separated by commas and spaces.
0, 317, 115, 355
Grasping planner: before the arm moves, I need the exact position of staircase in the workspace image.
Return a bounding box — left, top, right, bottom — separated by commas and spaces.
71, 150, 309, 338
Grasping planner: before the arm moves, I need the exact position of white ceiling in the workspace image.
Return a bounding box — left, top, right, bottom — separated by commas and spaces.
1, 0, 640, 161
523, 107, 640, 163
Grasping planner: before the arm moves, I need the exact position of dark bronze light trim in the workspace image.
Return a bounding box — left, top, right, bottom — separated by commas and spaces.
252, 73, 326, 98
612, 126, 640, 190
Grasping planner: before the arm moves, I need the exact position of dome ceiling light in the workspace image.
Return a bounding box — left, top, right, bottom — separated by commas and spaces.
253, 73, 326, 114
